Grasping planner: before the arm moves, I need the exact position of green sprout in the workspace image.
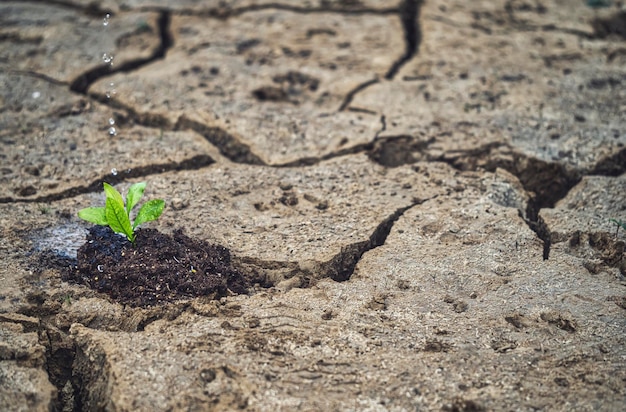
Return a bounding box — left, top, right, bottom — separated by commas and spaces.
609, 218, 626, 238
78, 182, 165, 244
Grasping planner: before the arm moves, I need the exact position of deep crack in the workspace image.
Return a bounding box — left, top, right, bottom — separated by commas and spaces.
365, 137, 584, 261
524, 198, 552, 260
327, 197, 432, 282
449, 146, 583, 260
385, 0, 423, 80
7, 297, 81, 411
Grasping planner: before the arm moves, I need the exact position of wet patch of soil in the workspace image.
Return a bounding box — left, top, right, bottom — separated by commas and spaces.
64, 226, 248, 307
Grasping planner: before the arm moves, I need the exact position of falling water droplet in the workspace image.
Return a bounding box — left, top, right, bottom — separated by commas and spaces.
101, 16, 118, 138
102, 53, 114, 65
108, 117, 117, 136
105, 83, 116, 99
111, 168, 118, 176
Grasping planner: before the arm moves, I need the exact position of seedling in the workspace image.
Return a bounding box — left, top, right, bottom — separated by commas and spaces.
78, 182, 165, 244
610, 218, 626, 238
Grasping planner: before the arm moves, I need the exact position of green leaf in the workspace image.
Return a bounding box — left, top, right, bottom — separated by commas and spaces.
133, 199, 165, 230
105, 197, 135, 242
77, 207, 108, 225
126, 182, 146, 215
103, 182, 124, 205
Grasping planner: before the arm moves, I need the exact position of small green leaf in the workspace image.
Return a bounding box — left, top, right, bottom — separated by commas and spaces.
78, 181, 164, 244
105, 198, 134, 242
126, 182, 146, 215
133, 199, 165, 230
77, 207, 108, 225
103, 182, 124, 205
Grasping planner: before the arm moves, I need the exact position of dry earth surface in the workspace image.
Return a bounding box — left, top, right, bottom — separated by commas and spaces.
1, 0, 625, 411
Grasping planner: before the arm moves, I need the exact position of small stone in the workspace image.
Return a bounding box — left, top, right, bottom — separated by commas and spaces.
170, 197, 189, 210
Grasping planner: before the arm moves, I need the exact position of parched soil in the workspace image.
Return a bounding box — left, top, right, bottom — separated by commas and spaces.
65, 226, 249, 307
1, 0, 625, 410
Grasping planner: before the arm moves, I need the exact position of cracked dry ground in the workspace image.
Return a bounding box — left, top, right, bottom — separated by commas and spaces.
1, 0, 625, 411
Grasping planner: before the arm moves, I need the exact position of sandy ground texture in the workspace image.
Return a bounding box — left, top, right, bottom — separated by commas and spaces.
1, 0, 625, 411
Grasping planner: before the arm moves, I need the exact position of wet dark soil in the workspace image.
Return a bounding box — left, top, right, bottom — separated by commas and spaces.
64, 226, 248, 307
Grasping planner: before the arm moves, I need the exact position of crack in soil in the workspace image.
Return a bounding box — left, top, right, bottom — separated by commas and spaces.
4, 1, 423, 173
239, 196, 438, 286
69, 11, 173, 94
8, 298, 81, 411
338, 78, 380, 112
276, 142, 376, 167
275, 114, 386, 167
444, 145, 584, 260
438, 143, 581, 210
367, 133, 436, 167
524, 198, 552, 260
5, 3, 623, 410
362, 136, 586, 261
88, 92, 174, 129
42, 324, 80, 412
385, 0, 423, 80
325, 199, 428, 282
336, 0, 424, 109
375, 115, 387, 139
174, 116, 265, 165
0, 155, 214, 204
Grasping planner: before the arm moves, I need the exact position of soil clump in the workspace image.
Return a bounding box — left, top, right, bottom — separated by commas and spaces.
65, 226, 248, 307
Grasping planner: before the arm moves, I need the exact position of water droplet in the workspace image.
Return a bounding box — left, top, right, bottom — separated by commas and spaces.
111, 168, 118, 176
32, 91, 41, 99
108, 117, 115, 126
108, 127, 117, 136
105, 83, 116, 99
103, 13, 110, 27
102, 53, 114, 65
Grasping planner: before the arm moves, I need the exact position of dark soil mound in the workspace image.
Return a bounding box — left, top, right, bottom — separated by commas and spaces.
66, 226, 248, 307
